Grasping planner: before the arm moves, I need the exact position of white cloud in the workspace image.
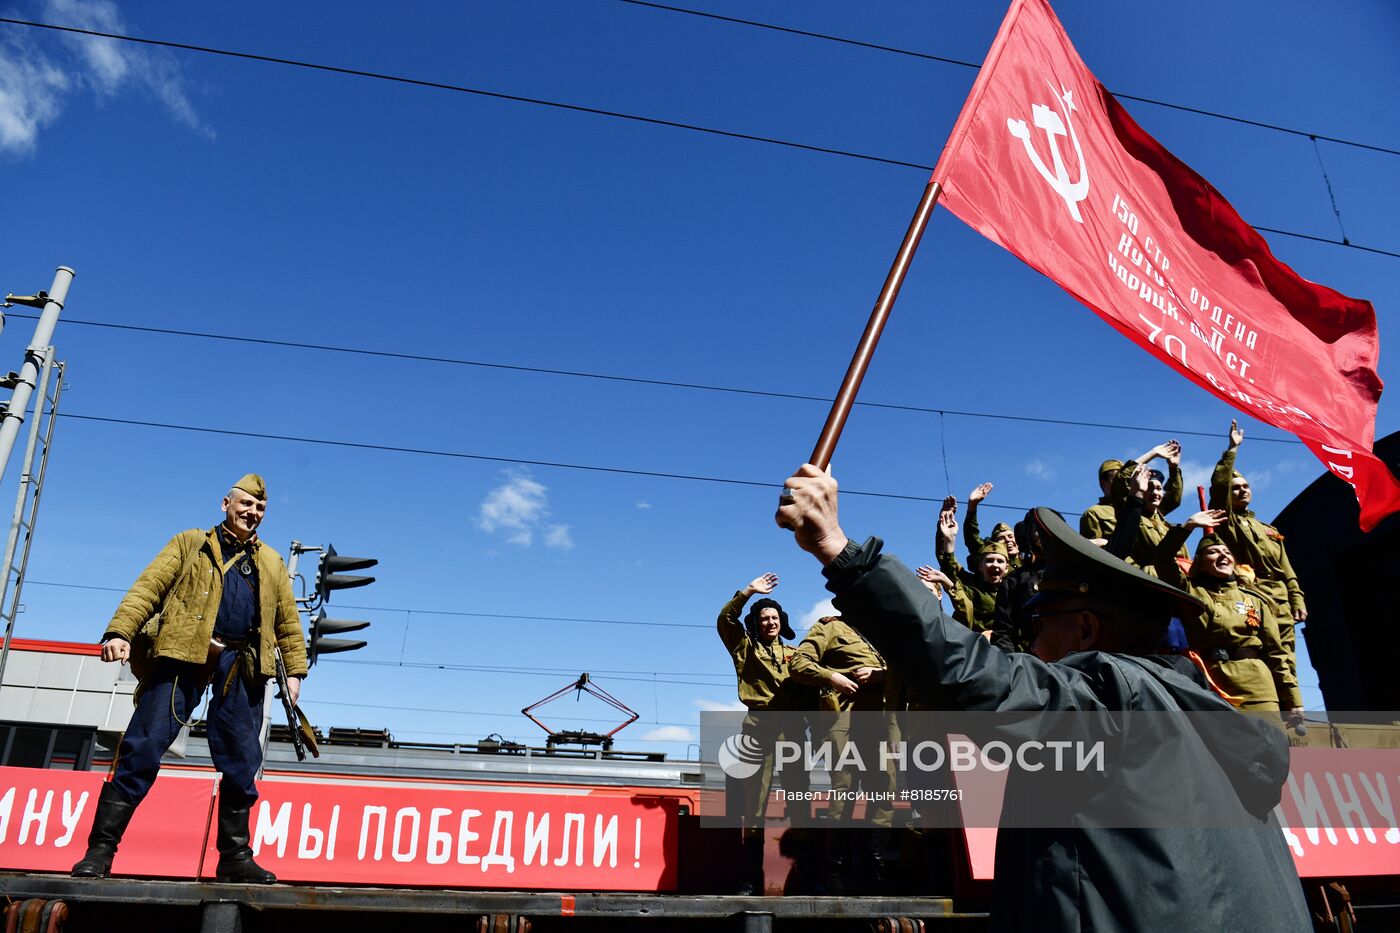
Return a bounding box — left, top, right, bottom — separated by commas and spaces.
1182, 457, 1275, 499
1179, 459, 1213, 501
693, 698, 746, 713
1025, 458, 1056, 482
798, 598, 837, 631
477, 469, 573, 549
635, 501, 652, 510
0, 0, 209, 154
640, 725, 694, 743
0, 41, 69, 151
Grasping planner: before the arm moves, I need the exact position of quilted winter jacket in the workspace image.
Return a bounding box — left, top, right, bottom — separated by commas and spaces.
105, 527, 308, 678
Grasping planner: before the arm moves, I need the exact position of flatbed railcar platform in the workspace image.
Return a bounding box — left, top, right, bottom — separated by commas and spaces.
0, 874, 987, 932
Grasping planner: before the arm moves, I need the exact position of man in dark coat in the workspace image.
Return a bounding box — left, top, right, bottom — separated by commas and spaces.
776, 464, 1310, 932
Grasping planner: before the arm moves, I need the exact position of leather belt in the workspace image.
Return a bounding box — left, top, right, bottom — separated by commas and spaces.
1212, 646, 1262, 662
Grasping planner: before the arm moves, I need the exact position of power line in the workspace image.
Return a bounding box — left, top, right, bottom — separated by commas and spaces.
617, 0, 980, 69
58, 411, 1067, 514
338, 604, 711, 631
616, 0, 1400, 158
325, 657, 727, 681
0, 16, 1394, 259
0, 16, 922, 171
25, 579, 715, 631
311, 698, 696, 730
10, 311, 1305, 447
30, 579, 821, 643
322, 657, 726, 688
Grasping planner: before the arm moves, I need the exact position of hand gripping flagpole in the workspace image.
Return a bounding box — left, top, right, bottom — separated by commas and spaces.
781, 180, 943, 503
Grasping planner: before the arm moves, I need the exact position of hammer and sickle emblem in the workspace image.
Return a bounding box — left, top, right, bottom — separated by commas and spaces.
1007, 82, 1090, 223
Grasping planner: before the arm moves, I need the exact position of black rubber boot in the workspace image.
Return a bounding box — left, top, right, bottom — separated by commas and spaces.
817, 829, 847, 895
71, 783, 138, 878
857, 827, 894, 894
733, 829, 765, 895
214, 799, 277, 884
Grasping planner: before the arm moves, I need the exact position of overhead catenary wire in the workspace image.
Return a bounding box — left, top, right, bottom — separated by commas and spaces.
322, 657, 727, 688
328, 657, 728, 680
0, 16, 922, 171
615, 0, 1400, 158
9, 311, 1306, 448
310, 694, 700, 728
25, 579, 714, 632
57, 411, 1077, 515
0, 16, 1394, 259
29, 579, 845, 641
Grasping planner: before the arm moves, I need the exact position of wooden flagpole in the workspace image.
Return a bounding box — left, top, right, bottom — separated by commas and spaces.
802, 180, 944, 474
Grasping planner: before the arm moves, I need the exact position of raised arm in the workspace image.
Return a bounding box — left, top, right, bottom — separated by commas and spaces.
776, 465, 1108, 713
1210, 420, 1244, 511
963, 483, 992, 553
717, 572, 778, 652
1161, 440, 1184, 514
1105, 466, 1148, 560
1156, 510, 1227, 588
915, 564, 952, 598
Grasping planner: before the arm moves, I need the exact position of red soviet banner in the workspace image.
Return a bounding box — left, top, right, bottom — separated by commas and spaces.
0, 768, 216, 878
932, 0, 1400, 530
0, 767, 680, 890
203, 777, 680, 890
954, 748, 1400, 880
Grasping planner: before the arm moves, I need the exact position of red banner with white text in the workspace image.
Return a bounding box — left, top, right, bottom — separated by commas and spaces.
932, 0, 1400, 530
0, 769, 215, 878
202, 778, 680, 890
0, 767, 680, 890
955, 747, 1400, 880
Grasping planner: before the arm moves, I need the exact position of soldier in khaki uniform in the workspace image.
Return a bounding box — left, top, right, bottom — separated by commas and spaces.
716, 572, 811, 893
962, 483, 1022, 570
71, 474, 306, 883
1153, 510, 1303, 715
790, 614, 897, 892
935, 497, 1007, 633
1079, 459, 1123, 540
1209, 421, 1307, 685
1082, 442, 1183, 543
1109, 442, 1185, 576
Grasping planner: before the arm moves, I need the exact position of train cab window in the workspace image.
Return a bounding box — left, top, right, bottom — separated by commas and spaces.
0, 723, 96, 770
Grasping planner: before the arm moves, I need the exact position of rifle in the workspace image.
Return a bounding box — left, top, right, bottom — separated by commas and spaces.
273, 646, 319, 760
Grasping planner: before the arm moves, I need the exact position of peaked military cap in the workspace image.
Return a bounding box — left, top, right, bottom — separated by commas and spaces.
232, 473, 267, 500
1028, 507, 1204, 624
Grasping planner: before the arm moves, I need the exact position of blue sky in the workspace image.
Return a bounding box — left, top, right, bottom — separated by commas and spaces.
1, 0, 1397, 748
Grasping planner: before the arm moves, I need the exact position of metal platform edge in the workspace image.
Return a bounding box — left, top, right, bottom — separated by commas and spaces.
0, 873, 982, 920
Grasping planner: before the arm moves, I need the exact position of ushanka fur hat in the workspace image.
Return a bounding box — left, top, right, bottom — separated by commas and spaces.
744, 598, 795, 641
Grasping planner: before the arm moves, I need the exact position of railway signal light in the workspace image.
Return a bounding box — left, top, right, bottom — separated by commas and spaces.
308, 607, 370, 665
315, 545, 377, 603
308, 544, 377, 665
